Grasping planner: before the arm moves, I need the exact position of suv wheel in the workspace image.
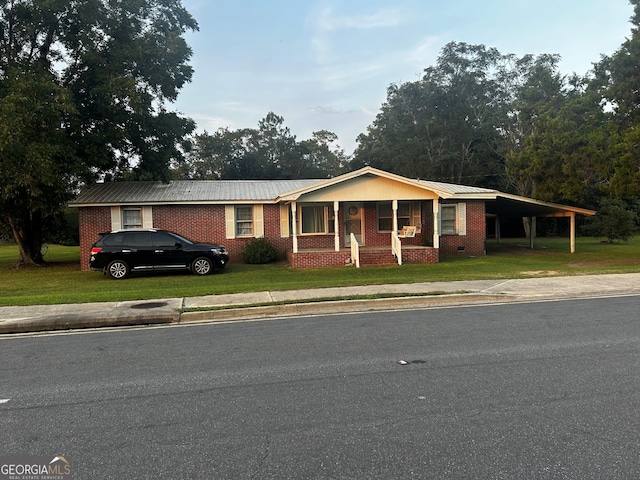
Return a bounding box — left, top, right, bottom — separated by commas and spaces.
107, 260, 129, 279
192, 257, 213, 276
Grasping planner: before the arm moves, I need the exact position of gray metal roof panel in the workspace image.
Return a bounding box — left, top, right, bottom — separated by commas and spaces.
71, 180, 322, 205
417, 179, 497, 195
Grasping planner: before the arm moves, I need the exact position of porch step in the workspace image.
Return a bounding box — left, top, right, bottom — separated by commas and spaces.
359, 249, 398, 266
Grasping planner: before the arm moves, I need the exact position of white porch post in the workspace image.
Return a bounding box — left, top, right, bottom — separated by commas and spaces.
392, 199, 398, 232
432, 200, 440, 249
291, 201, 298, 253
570, 212, 576, 253
334, 201, 340, 251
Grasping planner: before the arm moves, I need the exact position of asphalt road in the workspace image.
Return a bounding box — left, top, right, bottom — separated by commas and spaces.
1, 295, 640, 479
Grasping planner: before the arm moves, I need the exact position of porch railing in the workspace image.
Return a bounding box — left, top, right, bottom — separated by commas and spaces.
350, 233, 360, 268
391, 231, 402, 265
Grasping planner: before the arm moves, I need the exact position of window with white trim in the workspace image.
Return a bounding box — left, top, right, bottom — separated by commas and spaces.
122, 208, 142, 229
441, 204, 457, 234
299, 205, 334, 234
377, 201, 421, 232
235, 206, 254, 237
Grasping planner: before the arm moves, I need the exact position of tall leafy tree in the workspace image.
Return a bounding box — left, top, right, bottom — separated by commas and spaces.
595, 0, 640, 199
0, 0, 197, 265
352, 42, 513, 188
504, 55, 570, 200
298, 130, 349, 178
175, 113, 348, 180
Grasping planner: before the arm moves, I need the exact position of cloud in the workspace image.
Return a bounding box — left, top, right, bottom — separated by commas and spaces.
309, 105, 359, 115
316, 6, 404, 31
404, 36, 443, 68
320, 62, 387, 89
309, 6, 406, 65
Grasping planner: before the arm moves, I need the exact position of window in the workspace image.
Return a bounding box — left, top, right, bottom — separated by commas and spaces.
441, 205, 457, 234
124, 232, 153, 247
235, 206, 253, 237
225, 205, 264, 239
122, 208, 142, 229
297, 205, 335, 234
377, 202, 421, 232
154, 232, 180, 248
377, 203, 393, 231
300, 205, 326, 234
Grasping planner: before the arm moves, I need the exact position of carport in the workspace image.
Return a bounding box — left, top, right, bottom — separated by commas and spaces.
485, 193, 596, 253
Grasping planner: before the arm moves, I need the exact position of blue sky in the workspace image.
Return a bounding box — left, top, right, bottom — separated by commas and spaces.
175, 0, 634, 155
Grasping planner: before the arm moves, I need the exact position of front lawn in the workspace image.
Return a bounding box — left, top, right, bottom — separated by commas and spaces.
1, 236, 640, 306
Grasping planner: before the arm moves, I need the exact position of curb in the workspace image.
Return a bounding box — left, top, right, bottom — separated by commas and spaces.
0, 312, 179, 335
179, 293, 513, 324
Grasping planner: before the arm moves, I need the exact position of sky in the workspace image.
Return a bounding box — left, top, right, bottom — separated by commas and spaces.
174, 0, 635, 155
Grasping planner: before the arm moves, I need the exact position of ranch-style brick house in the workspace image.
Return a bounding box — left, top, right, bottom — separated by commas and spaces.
69, 166, 596, 270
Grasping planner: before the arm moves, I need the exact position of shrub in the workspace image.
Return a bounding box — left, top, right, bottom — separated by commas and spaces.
581, 198, 636, 243
242, 237, 279, 264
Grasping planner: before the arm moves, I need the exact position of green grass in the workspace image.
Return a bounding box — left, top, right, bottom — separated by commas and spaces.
1, 236, 640, 306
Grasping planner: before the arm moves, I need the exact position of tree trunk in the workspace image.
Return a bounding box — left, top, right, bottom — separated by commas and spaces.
7, 212, 45, 266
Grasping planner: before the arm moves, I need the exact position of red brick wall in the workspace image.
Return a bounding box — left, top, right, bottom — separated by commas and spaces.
287, 250, 353, 268
439, 200, 486, 256
152, 204, 294, 264
78, 207, 112, 271
287, 246, 439, 268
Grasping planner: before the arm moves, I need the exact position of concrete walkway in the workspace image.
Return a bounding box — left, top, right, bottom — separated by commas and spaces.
1, 273, 639, 334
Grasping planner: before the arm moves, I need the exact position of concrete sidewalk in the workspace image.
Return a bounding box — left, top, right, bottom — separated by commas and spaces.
1, 273, 639, 334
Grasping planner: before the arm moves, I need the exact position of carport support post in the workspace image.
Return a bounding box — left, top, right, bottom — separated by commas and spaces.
529, 217, 535, 249
570, 212, 576, 253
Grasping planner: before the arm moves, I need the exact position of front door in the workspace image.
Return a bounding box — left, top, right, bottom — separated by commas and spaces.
344, 202, 364, 246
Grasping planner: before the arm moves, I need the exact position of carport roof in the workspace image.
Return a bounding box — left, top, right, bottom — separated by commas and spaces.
487, 193, 596, 218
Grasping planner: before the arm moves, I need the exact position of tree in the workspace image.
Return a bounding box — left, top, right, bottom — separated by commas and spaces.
298, 130, 349, 178
0, 0, 197, 266
175, 113, 348, 180
505, 68, 613, 206
595, 0, 640, 199
352, 42, 518, 188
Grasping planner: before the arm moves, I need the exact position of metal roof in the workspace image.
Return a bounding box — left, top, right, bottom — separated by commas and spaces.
417, 179, 497, 195
70, 179, 321, 205
69, 167, 595, 218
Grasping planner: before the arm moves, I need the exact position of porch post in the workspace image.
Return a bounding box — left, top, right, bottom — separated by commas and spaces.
570, 212, 576, 253
392, 199, 398, 232
432, 200, 440, 249
334, 201, 340, 251
291, 201, 298, 253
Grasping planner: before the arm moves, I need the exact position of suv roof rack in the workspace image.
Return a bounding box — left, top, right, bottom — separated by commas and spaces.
109, 228, 159, 233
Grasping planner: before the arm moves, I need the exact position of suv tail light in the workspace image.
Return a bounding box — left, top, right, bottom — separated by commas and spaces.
91, 247, 103, 254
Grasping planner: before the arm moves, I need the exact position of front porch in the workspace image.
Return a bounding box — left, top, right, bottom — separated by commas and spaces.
287, 245, 439, 268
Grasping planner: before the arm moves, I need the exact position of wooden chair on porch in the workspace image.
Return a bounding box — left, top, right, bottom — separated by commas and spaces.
398, 225, 417, 238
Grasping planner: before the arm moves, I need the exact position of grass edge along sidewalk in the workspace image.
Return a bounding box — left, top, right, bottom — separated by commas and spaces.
1, 236, 640, 307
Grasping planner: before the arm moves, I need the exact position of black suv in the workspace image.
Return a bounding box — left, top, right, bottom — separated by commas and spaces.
89, 229, 229, 279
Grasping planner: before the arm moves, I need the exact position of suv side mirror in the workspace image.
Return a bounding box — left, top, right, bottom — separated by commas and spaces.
175, 242, 183, 249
